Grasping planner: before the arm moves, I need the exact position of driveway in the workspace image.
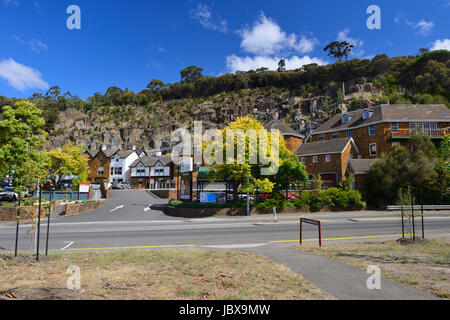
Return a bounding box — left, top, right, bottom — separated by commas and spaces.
55, 189, 176, 222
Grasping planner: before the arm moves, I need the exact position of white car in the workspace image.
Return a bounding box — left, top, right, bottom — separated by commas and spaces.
0, 187, 18, 202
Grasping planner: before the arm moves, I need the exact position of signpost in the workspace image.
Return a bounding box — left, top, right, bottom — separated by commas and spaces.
299, 218, 322, 247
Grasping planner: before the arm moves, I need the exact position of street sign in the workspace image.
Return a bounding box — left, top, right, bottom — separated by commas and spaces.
300, 218, 322, 247
301, 218, 320, 226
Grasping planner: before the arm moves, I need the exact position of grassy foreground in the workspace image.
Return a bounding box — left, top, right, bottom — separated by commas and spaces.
0, 249, 332, 300
297, 238, 450, 299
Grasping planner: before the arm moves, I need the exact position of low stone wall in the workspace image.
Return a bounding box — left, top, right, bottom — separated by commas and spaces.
0, 204, 52, 221
65, 200, 107, 216
166, 206, 309, 218
151, 189, 177, 199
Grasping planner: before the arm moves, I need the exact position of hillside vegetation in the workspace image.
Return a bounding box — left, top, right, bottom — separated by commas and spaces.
0, 50, 448, 150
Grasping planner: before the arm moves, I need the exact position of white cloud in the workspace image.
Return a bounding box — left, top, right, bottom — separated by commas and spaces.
0, 58, 49, 91
431, 39, 450, 51
337, 28, 364, 57
405, 19, 434, 36
226, 54, 327, 73
190, 4, 227, 33
29, 39, 48, 53
239, 13, 319, 55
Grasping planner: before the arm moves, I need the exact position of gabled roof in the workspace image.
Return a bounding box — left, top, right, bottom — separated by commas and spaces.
130, 155, 173, 168
264, 119, 304, 139
313, 104, 450, 134
296, 138, 359, 157
86, 148, 138, 159
348, 159, 378, 175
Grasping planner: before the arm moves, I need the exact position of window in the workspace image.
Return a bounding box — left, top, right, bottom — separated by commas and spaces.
410, 122, 438, 136
390, 122, 399, 133
362, 109, 373, 120
313, 156, 318, 163
114, 167, 122, 175
318, 135, 324, 141
369, 143, 377, 156
99, 156, 103, 162
332, 132, 339, 139
347, 130, 353, 137
111, 167, 114, 175
301, 157, 305, 164
325, 155, 331, 162
342, 114, 351, 124
98, 167, 104, 175
138, 178, 143, 184
368, 125, 375, 136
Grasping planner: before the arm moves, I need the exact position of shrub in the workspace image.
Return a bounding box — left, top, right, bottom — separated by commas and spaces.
256, 198, 289, 210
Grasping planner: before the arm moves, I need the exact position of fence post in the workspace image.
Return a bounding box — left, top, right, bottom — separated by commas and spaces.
299, 218, 302, 245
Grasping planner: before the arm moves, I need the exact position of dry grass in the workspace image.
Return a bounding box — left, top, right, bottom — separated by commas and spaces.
297, 238, 450, 299
0, 249, 332, 300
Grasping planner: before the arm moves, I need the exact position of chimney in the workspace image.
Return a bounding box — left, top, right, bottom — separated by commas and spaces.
132, 145, 136, 151
101, 144, 107, 151
155, 151, 162, 157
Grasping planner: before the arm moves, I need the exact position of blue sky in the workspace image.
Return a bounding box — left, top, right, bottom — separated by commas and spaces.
0, 0, 449, 99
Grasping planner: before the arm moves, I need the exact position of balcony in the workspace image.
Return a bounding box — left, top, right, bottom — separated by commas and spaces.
387, 129, 448, 140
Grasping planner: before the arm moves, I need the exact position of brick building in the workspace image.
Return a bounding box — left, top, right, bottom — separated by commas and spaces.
86, 148, 119, 184
296, 138, 360, 187
129, 155, 175, 189
346, 159, 378, 198
264, 119, 304, 152
308, 104, 450, 159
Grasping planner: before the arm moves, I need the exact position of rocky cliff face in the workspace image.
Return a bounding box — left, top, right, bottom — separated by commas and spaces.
45, 85, 384, 152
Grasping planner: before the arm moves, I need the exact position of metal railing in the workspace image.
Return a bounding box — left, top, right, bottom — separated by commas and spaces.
387, 129, 448, 139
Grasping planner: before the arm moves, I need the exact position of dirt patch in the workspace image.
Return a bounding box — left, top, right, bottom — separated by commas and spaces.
0, 249, 333, 300
297, 238, 450, 299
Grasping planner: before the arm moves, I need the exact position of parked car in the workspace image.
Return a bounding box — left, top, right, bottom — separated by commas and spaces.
117, 182, 132, 190
0, 187, 18, 202
0, 179, 12, 188
90, 183, 101, 190
58, 179, 73, 190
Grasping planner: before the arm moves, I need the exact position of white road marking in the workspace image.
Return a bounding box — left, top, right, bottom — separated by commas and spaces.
60, 241, 74, 251
110, 205, 124, 212
203, 243, 268, 249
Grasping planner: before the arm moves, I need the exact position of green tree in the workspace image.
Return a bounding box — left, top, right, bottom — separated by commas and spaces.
0, 100, 48, 210
366, 129, 438, 207
324, 41, 354, 62
207, 117, 307, 201
42, 143, 90, 187
277, 59, 286, 72
180, 66, 204, 83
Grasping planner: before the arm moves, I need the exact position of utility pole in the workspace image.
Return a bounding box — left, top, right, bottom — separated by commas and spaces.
45, 188, 53, 256
36, 182, 42, 261
246, 176, 250, 216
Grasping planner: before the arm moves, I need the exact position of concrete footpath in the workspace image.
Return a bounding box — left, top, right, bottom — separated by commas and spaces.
248, 245, 440, 300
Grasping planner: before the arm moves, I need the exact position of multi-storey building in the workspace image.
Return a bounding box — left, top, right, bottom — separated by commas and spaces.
297, 104, 450, 192
308, 104, 449, 159
87, 147, 144, 185
296, 137, 360, 187
264, 119, 304, 152
129, 155, 175, 189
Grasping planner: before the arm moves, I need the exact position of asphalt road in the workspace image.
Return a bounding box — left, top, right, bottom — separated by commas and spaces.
1, 190, 449, 253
